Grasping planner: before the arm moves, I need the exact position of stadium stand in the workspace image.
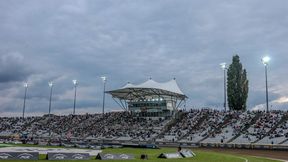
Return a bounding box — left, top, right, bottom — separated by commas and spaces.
0, 109, 288, 147
231, 111, 285, 144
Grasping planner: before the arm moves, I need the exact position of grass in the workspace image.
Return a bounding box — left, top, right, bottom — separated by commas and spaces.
0, 144, 13, 147
0, 146, 281, 162
101, 148, 280, 162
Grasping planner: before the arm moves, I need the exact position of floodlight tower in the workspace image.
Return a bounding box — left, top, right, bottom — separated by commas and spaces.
101, 76, 107, 116
48, 81, 53, 116
261, 56, 270, 112
22, 82, 28, 119
72, 80, 78, 115
220, 63, 227, 111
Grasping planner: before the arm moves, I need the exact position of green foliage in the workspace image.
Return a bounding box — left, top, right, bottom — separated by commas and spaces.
0, 143, 13, 147
227, 55, 249, 110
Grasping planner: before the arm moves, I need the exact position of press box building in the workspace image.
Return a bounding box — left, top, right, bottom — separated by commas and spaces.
107, 78, 187, 118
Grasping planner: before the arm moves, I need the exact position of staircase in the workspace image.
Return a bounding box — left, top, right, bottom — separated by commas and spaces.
198, 113, 232, 143
279, 138, 288, 144
152, 111, 186, 141
178, 113, 208, 141
253, 112, 288, 144
227, 112, 262, 143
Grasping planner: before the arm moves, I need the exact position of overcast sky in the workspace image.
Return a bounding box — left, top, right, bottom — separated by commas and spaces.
1, 0, 288, 116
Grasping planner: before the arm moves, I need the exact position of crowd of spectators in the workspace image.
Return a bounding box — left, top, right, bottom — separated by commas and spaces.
205, 111, 257, 143
0, 112, 169, 142
176, 109, 227, 143
233, 111, 285, 144
0, 110, 287, 145
157, 109, 205, 142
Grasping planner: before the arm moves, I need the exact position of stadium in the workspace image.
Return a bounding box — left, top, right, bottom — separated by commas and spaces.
0, 79, 287, 162
1, 1, 288, 162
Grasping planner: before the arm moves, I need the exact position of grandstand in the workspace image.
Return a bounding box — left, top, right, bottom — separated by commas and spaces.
107, 78, 187, 118
0, 109, 288, 150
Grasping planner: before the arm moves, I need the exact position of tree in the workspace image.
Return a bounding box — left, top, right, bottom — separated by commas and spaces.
227, 55, 249, 110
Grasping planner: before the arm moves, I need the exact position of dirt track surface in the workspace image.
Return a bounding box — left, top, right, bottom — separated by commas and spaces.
195, 148, 288, 161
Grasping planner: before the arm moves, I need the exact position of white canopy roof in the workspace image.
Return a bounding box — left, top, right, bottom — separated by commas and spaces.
107, 79, 187, 100
122, 79, 185, 95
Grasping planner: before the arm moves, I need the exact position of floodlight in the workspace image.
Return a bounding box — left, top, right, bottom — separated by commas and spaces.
48, 81, 54, 116
220, 62, 227, 70
220, 62, 227, 111
101, 76, 107, 116
48, 81, 53, 87
262, 56, 270, 66
22, 82, 28, 118
73, 79, 78, 86
262, 56, 270, 112
72, 79, 78, 115
101, 76, 107, 82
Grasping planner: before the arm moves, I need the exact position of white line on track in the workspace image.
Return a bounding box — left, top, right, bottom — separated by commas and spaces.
237, 156, 249, 162
250, 155, 288, 162
235, 155, 288, 162
230, 155, 248, 162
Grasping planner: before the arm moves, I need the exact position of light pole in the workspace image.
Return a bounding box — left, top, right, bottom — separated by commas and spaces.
22, 82, 28, 119
101, 76, 107, 116
72, 80, 78, 115
220, 63, 227, 111
262, 56, 270, 112
48, 81, 53, 116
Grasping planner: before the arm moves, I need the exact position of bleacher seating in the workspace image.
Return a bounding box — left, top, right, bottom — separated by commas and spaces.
0, 109, 287, 145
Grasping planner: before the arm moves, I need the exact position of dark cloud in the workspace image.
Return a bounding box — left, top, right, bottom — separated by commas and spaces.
1, 0, 288, 116
0, 53, 33, 83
